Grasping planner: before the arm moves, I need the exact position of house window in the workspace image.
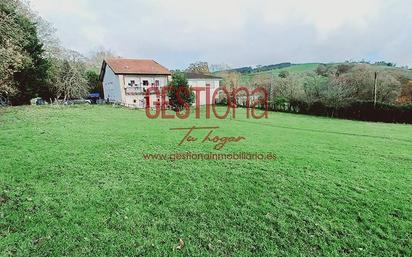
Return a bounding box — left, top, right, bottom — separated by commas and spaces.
155, 80, 160, 87
128, 80, 136, 87
143, 80, 149, 86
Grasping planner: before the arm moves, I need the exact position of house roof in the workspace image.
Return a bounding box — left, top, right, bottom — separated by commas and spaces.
184, 72, 222, 80
104, 59, 172, 75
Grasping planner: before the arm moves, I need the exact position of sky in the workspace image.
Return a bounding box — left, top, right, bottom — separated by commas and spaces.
30, 0, 412, 70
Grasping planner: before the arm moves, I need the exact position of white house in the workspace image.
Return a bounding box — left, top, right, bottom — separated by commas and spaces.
185, 72, 222, 106
100, 58, 172, 108
100, 58, 222, 108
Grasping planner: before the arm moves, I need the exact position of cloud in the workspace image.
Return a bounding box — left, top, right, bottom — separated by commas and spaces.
30, 0, 412, 68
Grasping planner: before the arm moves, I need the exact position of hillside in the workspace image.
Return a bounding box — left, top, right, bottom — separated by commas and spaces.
237, 62, 412, 87
240, 63, 320, 84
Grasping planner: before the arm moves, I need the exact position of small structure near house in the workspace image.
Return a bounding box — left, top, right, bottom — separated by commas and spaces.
99, 58, 172, 108
184, 72, 222, 106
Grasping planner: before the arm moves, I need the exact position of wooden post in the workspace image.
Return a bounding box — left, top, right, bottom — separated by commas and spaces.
373, 71, 378, 107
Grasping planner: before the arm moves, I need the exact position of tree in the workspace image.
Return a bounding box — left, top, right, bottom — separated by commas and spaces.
303, 73, 327, 106
218, 71, 241, 90
86, 70, 102, 95
397, 80, 412, 104
51, 59, 89, 101
1, 0, 51, 105
320, 76, 353, 116
186, 61, 210, 74
273, 74, 304, 102
376, 72, 401, 103
209, 63, 231, 72
87, 48, 119, 71
278, 70, 290, 78
375, 61, 396, 67
336, 64, 354, 76
316, 64, 336, 77
167, 72, 194, 111
0, 0, 30, 99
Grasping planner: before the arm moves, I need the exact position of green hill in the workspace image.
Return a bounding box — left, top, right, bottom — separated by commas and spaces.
240, 63, 320, 84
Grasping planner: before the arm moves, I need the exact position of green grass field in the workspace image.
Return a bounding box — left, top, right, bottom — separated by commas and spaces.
0, 105, 411, 256
240, 63, 320, 84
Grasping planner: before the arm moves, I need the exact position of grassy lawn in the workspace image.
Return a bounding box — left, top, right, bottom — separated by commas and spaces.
0, 105, 411, 256
240, 63, 320, 84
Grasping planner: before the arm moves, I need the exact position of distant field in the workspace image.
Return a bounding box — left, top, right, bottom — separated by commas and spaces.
241, 63, 320, 84
0, 105, 411, 256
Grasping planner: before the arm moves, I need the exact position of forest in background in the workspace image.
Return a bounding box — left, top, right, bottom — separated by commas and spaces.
0, 0, 115, 105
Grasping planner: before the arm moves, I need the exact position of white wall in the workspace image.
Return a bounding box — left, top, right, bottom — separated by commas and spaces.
123, 75, 169, 107
103, 66, 122, 102
188, 79, 220, 105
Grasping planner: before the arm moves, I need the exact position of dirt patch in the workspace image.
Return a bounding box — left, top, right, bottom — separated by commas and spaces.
0, 195, 9, 205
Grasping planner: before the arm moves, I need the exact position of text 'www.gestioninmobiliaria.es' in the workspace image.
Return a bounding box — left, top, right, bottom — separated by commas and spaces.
143, 152, 277, 161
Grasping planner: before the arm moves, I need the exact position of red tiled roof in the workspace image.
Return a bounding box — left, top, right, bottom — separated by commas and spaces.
105, 59, 171, 75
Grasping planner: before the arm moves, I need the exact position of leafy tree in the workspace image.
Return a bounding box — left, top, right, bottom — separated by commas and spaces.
167, 72, 194, 111
1, 0, 51, 105
375, 61, 396, 67
0, 0, 29, 99
278, 70, 290, 78
86, 70, 101, 95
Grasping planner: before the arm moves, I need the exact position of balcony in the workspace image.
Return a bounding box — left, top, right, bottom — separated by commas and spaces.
125, 86, 163, 96
145, 86, 161, 93
125, 87, 143, 95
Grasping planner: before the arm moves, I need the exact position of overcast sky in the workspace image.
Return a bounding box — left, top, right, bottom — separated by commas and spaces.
30, 0, 412, 69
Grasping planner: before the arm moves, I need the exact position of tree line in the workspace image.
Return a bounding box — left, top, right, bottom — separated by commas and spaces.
0, 0, 116, 105
218, 63, 412, 123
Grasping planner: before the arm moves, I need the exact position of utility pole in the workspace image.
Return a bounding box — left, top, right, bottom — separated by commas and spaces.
373, 71, 378, 107
270, 74, 274, 109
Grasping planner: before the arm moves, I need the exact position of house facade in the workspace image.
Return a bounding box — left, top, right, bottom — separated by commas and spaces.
100, 59, 172, 108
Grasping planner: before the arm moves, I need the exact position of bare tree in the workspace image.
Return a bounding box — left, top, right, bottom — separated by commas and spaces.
272, 74, 304, 101
186, 61, 210, 74
376, 72, 401, 103
303, 73, 326, 106
209, 63, 231, 72
320, 77, 353, 116
51, 59, 89, 102
218, 71, 242, 90
87, 48, 119, 71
